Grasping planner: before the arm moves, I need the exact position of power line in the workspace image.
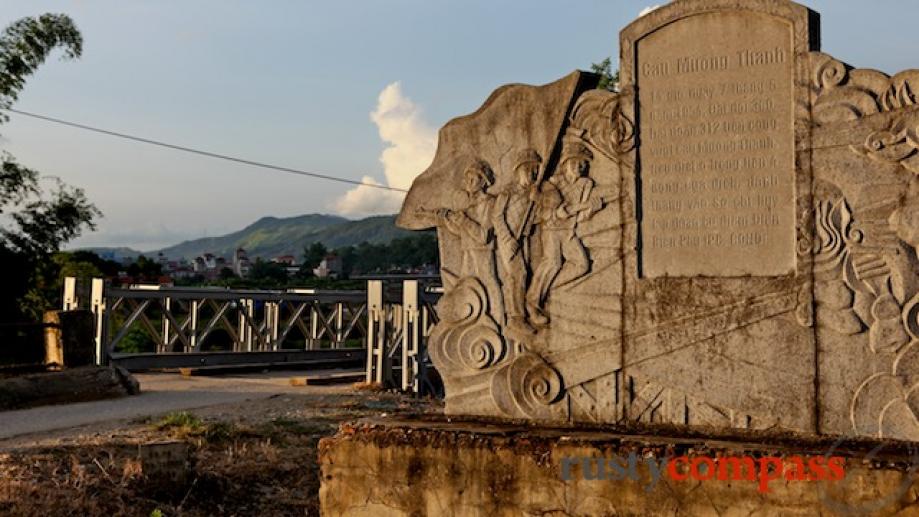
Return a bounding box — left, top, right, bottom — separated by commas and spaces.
2, 108, 408, 193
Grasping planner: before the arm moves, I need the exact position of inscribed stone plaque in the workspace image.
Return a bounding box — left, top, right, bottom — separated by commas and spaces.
637, 11, 795, 277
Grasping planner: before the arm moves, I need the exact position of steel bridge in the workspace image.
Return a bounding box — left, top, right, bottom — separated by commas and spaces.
62, 277, 441, 395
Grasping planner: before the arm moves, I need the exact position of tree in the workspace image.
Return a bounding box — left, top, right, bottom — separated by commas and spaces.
53, 252, 102, 282
321, 233, 438, 277
335, 245, 356, 277
0, 14, 96, 321
67, 250, 120, 277
218, 266, 236, 280
300, 241, 328, 277
125, 255, 163, 280
590, 57, 620, 92
248, 258, 289, 285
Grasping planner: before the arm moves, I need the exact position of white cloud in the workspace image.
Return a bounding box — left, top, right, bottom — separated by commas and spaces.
334, 82, 436, 217
333, 175, 406, 218
639, 4, 661, 17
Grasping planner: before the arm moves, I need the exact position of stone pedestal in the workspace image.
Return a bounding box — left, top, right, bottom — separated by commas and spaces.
320, 418, 919, 516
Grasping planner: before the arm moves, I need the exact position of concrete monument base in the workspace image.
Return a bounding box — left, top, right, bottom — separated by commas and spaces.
319, 418, 919, 516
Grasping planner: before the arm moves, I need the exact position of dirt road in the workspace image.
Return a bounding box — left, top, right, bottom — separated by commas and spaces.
0, 371, 349, 443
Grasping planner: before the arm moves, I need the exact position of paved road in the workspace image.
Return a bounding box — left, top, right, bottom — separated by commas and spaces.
0, 371, 349, 442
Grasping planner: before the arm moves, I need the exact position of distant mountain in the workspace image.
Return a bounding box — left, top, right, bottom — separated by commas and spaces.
151, 213, 422, 261
79, 247, 144, 261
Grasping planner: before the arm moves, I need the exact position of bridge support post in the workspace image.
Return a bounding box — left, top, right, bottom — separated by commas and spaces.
366, 280, 390, 385
309, 302, 320, 350
63, 277, 78, 311
90, 278, 107, 365
162, 296, 171, 353
267, 301, 280, 350
189, 300, 199, 352
334, 302, 344, 349
402, 280, 421, 392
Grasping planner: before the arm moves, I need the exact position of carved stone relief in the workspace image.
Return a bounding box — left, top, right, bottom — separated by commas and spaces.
398, 71, 631, 421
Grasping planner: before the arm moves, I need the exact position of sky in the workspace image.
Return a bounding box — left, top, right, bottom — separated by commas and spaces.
2, 1, 918, 251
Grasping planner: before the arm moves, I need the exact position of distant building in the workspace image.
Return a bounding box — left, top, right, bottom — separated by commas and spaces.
192, 252, 225, 280
193, 256, 207, 273
233, 248, 250, 277
272, 255, 296, 266
161, 257, 192, 276
172, 266, 195, 280
271, 255, 299, 276
313, 254, 342, 278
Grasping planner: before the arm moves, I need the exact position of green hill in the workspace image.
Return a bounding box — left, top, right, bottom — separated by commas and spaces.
77, 246, 143, 261
153, 213, 422, 260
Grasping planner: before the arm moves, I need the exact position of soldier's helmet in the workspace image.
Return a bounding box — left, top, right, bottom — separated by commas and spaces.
464, 158, 495, 187
512, 148, 542, 171
560, 142, 593, 166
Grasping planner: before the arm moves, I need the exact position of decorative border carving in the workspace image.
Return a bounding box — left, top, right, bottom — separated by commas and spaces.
568, 89, 635, 160
851, 112, 919, 174
810, 52, 919, 126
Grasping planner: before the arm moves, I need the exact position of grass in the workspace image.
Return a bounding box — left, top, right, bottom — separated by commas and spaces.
152, 412, 243, 444
154, 411, 205, 432
203, 420, 237, 443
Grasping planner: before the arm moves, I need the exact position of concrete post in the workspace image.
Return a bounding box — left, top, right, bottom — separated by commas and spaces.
63, 277, 78, 310
402, 280, 420, 392
90, 278, 106, 365
366, 280, 385, 384
44, 310, 95, 368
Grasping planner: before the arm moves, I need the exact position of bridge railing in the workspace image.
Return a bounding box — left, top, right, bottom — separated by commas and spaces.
63, 277, 442, 396
365, 279, 442, 395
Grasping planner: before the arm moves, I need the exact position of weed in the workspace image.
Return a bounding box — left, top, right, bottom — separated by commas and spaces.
204, 421, 237, 443
154, 412, 204, 434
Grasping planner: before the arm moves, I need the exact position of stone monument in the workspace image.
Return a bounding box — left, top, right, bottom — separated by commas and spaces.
397, 0, 919, 442
321, 1, 919, 514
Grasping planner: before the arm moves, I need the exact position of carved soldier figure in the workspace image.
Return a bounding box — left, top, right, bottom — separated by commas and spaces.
494, 149, 542, 339
526, 142, 602, 326
434, 159, 505, 321
437, 160, 497, 269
